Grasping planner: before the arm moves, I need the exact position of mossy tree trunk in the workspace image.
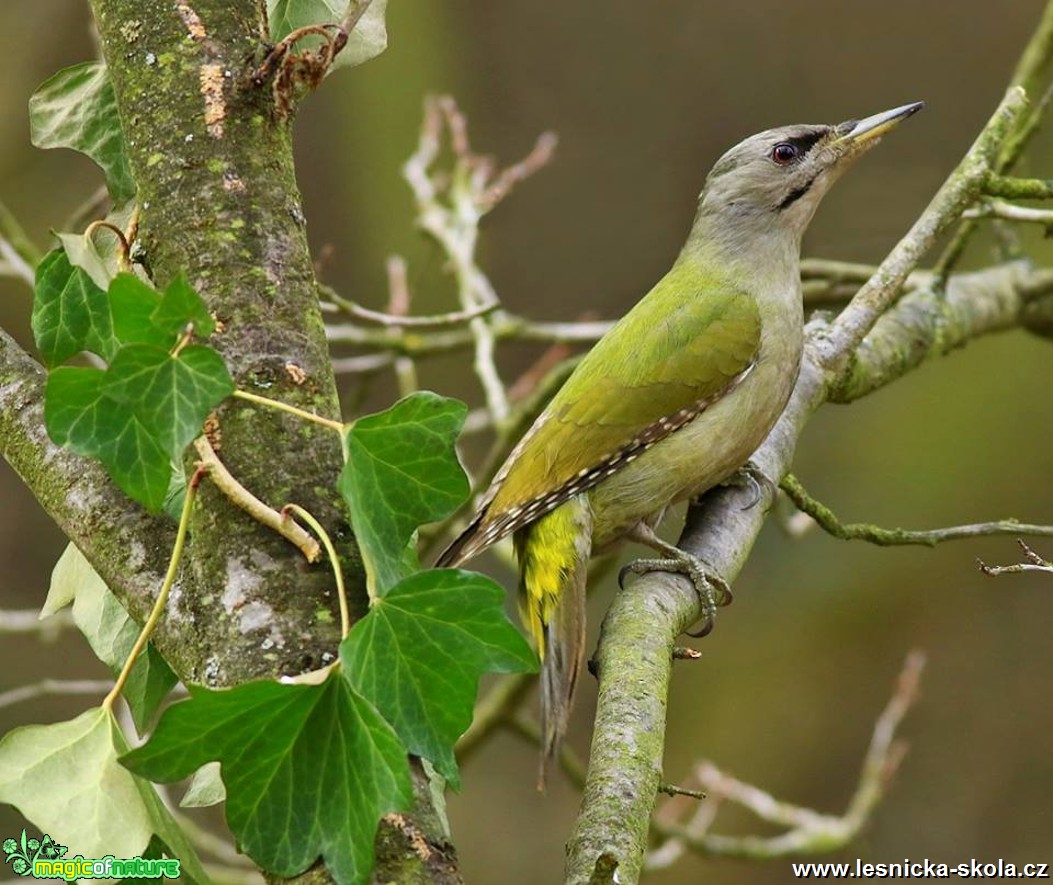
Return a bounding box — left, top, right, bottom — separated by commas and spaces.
81, 1, 459, 880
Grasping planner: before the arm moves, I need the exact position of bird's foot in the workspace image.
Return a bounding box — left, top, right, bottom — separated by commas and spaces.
618, 539, 732, 638
722, 460, 778, 511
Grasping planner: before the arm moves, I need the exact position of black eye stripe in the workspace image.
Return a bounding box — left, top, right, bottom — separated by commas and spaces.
786, 131, 825, 153
770, 131, 826, 166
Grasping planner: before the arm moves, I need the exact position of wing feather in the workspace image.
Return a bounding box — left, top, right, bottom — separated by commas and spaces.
436, 263, 762, 566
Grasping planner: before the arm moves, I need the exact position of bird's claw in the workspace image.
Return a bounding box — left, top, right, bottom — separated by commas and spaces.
618, 552, 733, 637
723, 460, 778, 511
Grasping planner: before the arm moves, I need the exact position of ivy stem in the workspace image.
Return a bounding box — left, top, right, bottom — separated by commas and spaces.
102, 465, 205, 714
282, 503, 351, 639
232, 388, 345, 433
84, 219, 131, 272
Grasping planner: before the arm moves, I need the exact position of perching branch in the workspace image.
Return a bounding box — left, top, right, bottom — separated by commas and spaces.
566, 82, 1036, 885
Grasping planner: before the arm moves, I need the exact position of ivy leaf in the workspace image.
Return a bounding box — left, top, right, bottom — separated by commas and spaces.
55, 232, 116, 293
41, 273, 230, 511
44, 366, 173, 512
343, 569, 536, 786
267, 0, 388, 71
32, 250, 118, 366
152, 274, 216, 338
108, 274, 173, 348
0, 707, 207, 883
44, 366, 120, 457
41, 544, 177, 731
104, 343, 233, 458
106, 415, 174, 512
340, 392, 468, 595
122, 676, 411, 885
29, 61, 135, 204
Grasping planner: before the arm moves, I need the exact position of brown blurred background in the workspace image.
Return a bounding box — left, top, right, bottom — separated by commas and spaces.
2, 2, 1051, 882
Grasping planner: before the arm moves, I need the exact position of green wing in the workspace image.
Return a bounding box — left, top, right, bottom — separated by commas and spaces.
436, 262, 761, 566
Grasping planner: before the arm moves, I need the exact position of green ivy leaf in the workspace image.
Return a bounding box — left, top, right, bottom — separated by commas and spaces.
107, 414, 174, 512
343, 569, 536, 786
0, 708, 207, 883
44, 366, 119, 456
32, 250, 118, 367
267, 0, 388, 71
29, 61, 135, 204
122, 676, 411, 885
42, 271, 232, 511
340, 392, 468, 595
108, 274, 172, 348
152, 274, 216, 338
104, 344, 233, 458
45, 366, 173, 512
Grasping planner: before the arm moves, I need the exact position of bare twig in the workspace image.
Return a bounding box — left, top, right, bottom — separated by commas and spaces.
658, 783, 707, 801
480, 131, 559, 210
780, 474, 1053, 547
324, 292, 499, 328
820, 87, 1027, 367
646, 652, 924, 867
965, 198, 1053, 224
977, 539, 1053, 576
0, 237, 35, 287
325, 313, 612, 350
0, 198, 40, 270
0, 608, 73, 636
385, 256, 419, 397
933, 0, 1053, 282
401, 95, 559, 425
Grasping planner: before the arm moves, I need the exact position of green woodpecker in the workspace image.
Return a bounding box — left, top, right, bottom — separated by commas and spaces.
437, 102, 922, 770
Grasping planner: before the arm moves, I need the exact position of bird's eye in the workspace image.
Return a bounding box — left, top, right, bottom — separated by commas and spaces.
771, 143, 798, 165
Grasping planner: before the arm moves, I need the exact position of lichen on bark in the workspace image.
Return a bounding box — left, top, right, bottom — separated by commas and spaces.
90, 0, 359, 684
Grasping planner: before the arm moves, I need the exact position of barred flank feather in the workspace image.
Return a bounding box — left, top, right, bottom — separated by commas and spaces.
514, 494, 592, 789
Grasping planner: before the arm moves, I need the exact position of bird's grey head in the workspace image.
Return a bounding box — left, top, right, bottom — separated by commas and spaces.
695, 102, 923, 249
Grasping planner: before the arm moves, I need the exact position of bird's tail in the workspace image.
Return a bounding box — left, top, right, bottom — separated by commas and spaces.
514, 495, 592, 789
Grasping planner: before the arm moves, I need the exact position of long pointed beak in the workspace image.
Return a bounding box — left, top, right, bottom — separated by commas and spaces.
834, 101, 924, 147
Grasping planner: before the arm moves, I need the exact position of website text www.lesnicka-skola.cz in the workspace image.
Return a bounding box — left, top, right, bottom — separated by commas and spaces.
791, 859, 1050, 879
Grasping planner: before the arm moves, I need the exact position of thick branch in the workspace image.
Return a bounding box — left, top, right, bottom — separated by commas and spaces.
832, 261, 1051, 402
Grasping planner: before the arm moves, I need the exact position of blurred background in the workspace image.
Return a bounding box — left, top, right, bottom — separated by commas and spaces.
2, 1, 1051, 882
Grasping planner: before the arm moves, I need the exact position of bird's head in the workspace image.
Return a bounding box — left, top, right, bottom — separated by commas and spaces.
695, 102, 923, 248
